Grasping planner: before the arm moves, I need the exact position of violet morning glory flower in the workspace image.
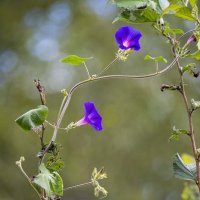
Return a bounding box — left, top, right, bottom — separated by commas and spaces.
115, 26, 142, 51
76, 102, 103, 132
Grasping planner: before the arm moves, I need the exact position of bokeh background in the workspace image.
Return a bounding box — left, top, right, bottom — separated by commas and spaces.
0, 0, 200, 199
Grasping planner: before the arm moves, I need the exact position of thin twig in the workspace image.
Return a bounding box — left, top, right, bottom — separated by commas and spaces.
98, 57, 118, 76
83, 62, 91, 78
34, 79, 46, 105
16, 157, 41, 199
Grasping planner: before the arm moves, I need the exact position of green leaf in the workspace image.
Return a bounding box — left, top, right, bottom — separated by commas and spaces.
164, 27, 184, 35
142, 7, 160, 22
47, 158, 64, 172
189, 0, 197, 8
60, 55, 93, 65
144, 55, 167, 63
112, 0, 161, 23
15, 105, 48, 131
162, 4, 195, 21
173, 153, 197, 182
175, 7, 195, 21
162, 4, 183, 15
113, 0, 160, 12
33, 163, 55, 197
50, 172, 63, 196
182, 63, 196, 74
169, 126, 188, 141
182, 183, 200, 200
182, 153, 195, 165
118, 7, 160, 23
170, 0, 183, 4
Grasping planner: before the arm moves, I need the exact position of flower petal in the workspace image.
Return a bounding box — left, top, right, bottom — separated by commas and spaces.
84, 102, 103, 132
115, 26, 142, 50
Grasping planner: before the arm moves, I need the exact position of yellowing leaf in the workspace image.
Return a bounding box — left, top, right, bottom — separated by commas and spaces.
181, 153, 195, 164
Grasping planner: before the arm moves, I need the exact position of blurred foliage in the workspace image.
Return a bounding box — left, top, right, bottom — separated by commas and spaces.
1, 0, 200, 199
182, 183, 200, 200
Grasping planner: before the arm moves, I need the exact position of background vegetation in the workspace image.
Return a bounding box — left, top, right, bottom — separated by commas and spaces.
0, 0, 200, 199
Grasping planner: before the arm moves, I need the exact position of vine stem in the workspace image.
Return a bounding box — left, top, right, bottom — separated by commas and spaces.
41, 55, 179, 160
63, 181, 92, 191
171, 39, 200, 191
177, 61, 200, 191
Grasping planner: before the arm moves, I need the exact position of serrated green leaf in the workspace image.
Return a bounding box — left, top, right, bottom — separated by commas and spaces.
47, 158, 64, 172
173, 153, 197, 182
15, 105, 48, 132
60, 55, 93, 65
142, 7, 160, 22
169, 134, 180, 141
144, 55, 167, 63
173, 126, 188, 134
33, 163, 55, 197
119, 7, 160, 23
50, 172, 63, 196
112, 0, 161, 23
181, 183, 200, 200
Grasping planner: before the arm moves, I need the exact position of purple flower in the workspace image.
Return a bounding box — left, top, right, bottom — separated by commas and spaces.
76, 102, 103, 132
115, 26, 142, 51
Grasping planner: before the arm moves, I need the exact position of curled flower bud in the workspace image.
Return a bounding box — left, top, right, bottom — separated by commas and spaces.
115, 26, 142, 51
76, 102, 103, 132
186, 34, 196, 45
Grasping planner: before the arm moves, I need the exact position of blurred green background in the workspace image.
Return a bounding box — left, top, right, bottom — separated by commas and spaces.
0, 0, 200, 199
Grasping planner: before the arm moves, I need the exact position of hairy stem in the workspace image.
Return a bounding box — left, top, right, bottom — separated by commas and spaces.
171, 39, 200, 190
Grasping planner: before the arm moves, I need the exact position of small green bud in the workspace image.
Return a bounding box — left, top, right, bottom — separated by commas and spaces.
191, 99, 200, 110
116, 49, 133, 61
61, 89, 68, 96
